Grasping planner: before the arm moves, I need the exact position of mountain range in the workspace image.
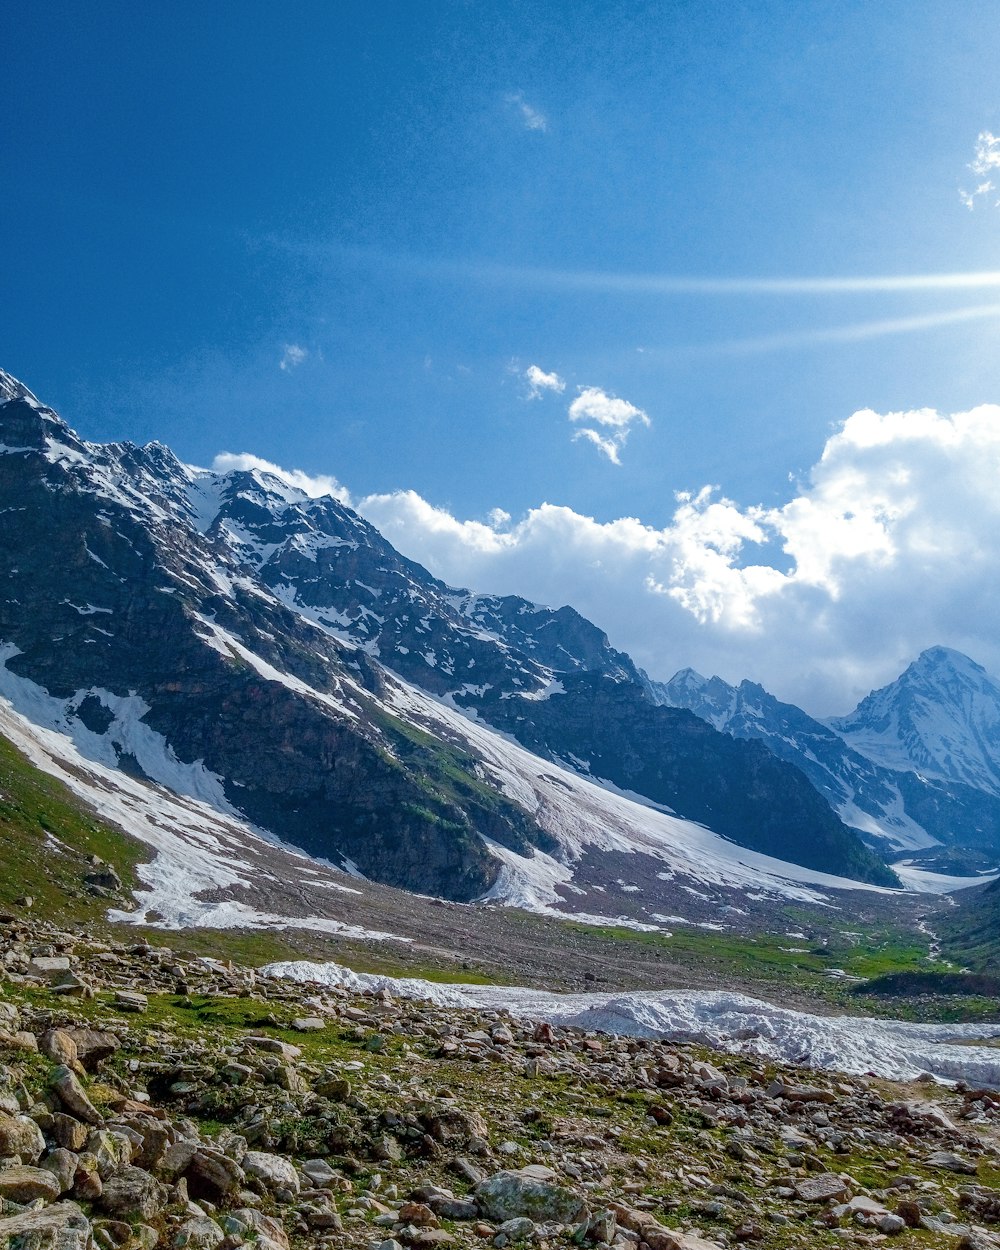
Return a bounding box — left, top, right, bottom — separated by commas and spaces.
657, 647, 1000, 867
6, 367, 1000, 933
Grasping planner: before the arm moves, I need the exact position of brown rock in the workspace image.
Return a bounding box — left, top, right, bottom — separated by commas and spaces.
0, 1111, 46, 1162
0, 1164, 64, 1204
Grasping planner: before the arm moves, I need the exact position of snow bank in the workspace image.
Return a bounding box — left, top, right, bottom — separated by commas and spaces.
264, 958, 1000, 1086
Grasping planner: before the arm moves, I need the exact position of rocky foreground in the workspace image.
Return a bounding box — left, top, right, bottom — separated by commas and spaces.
4, 920, 1000, 1250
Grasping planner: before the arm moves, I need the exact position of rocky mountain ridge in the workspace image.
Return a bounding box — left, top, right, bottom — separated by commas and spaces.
0, 369, 896, 899
656, 651, 1000, 863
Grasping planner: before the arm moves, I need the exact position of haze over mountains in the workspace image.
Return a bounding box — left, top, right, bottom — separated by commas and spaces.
5, 368, 1000, 935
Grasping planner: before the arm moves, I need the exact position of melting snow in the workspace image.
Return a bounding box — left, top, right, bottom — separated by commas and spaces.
264, 959, 1000, 1086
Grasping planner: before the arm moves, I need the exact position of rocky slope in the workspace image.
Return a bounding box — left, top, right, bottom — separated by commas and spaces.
5, 915, 1000, 1250
0, 369, 894, 892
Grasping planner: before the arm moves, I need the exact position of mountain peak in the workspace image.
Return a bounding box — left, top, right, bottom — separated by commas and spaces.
829, 646, 1000, 795
911, 645, 985, 677
0, 369, 41, 407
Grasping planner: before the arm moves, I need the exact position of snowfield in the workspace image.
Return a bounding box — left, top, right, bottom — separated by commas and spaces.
264, 958, 1000, 1087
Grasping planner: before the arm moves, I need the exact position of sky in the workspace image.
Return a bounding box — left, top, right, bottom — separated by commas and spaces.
5, 1, 1000, 713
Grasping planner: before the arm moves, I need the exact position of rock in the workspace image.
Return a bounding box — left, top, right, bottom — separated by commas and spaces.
243, 1036, 300, 1060
26, 955, 72, 980
113, 991, 147, 1013
41, 1147, 80, 1194
72, 1152, 103, 1200
767, 1079, 836, 1103
609, 1207, 722, 1250
51, 1065, 103, 1125
496, 1216, 535, 1241
475, 1167, 586, 1224
422, 1105, 489, 1149
398, 1202, 439, 1227
86, 1129, 134, 1179
66, 1029, 119, 1072
98, 1165, 166, 1221
185, 1147, 245, 1201
291, 1017, 325, 1031
926, 1150, 978, 1174
39, 1029, 80, 1068
53, 1114, 90, 1152
795, 1174, 849, 1202
0, 1200, 92, 1250
173, 1215, 225, 1248
242, 1150, 300, 1196
0, 1111, 46, 1162
0, 1164, 65, 1204
223, 1209, 289, 1250
301, 1158, 339, 1187
878, 1213, 906, 1234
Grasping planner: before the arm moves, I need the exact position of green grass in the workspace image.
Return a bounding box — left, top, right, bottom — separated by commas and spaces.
0, 732, 148, 923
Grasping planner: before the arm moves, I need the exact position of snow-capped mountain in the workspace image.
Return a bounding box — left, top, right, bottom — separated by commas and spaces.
0, 370, 898, 918
829, 646, 1000, 797
656, 653, 1000, 857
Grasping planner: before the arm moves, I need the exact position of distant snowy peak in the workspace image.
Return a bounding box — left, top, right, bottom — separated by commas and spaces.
828, 646, 1000, 796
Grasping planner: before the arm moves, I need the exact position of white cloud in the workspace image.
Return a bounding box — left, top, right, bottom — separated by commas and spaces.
279, 344, 308, 371
351, 403, 1000, 713
572, 427, 622, 464
505, 91, 548, 132
523, 364, 565, 399
960, 131, 1000, 209
569, 387, 650, 430
211, 452, 350, 502
568, 385, 650, 463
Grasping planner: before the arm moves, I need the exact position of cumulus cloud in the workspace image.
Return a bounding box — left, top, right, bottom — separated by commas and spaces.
960, 131, 1000, 209
505, 91, 548, 132
279, 344, 308, 371
568, 385, 650, 463
211, 452, 350, 502
353, 404, 1000, 713
523, 364, 565, 399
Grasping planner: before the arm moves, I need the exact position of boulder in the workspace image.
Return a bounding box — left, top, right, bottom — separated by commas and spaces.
242, 1150, 300, 1195
0, 1165, 64, 1204
97, 1165, 166, 1221
475, 1167, 586, 1224
0, 1111, 46, 1162
795, 1174, 849, 1203
51, 1067, 102, 1125
0, 1200, 92, 1250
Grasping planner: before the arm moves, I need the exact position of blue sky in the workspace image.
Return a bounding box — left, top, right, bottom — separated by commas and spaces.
6, 2, 1000, 708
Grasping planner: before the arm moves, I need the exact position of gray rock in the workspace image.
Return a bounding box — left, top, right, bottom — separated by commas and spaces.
98, 1165, 166, 1221
173, 1215, 225, 1248
794, 1174, 849, 1203
185, 1147, 245, 1201
50, 1066, 102, 1125
926, 1150, 978, 1174
41, 1148, 80, 1194
0, 1200, 92, 1250
475, 1167, 586, 1224
242, 1150, 300, 1195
